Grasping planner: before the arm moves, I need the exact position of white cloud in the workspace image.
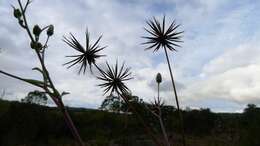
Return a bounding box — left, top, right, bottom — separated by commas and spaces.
183, 64, 260, 103
1, 0, 260, 112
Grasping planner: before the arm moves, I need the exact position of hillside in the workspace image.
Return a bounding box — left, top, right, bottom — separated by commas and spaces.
0, 99, 259, 146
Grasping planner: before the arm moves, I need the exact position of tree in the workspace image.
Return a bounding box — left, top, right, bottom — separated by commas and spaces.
21, 90, 48, 105
100, 95, 122, 112
100, 94, 142, 113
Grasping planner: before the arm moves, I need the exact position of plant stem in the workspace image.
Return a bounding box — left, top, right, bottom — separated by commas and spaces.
15, 1, 88, 145
158, 83, 160, 102
157, 83, 170, 146
164, 47, 186, 146
159, 116, 171, 146
58, 98, 86, 146
95, 63, 163, 145
119, 93, 163, 146
0, 70, 43, 88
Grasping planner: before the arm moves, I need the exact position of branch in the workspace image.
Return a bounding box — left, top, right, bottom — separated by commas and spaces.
18, 0, 34, 42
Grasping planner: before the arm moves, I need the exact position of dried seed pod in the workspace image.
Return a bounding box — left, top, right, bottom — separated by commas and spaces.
13, 9, 22, 18
156, 73, 162, 84
47, 25, 54, 36
33, 25, 41, 36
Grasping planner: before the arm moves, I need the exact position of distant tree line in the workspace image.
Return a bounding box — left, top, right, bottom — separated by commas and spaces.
0, 98, 260, 146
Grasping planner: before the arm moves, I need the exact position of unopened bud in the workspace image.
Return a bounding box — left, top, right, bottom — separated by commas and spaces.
33, 25, 41, 36
36, 42, 43, 50
30, 41, 37, 49
13, 9, 22, 18
30, 42, 42, 50
156, 73, 162, 84
18, 19, 24, 26
47, 25, 54, 36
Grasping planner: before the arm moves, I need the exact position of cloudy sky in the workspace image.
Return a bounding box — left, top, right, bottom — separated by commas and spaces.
1, 0, 260, 112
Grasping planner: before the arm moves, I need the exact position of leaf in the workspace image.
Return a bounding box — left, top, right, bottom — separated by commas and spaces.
24, 79, 45, 87
61, 91, 70, 97
32, 67, 48, 81
32, 67, 43, 73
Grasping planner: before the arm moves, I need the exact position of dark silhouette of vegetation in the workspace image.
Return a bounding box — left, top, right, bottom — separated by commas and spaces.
1, 1, 181, 145
1, 0, 88, 145
96, 62, 163, 146
2, 1, 258, 146
0, 99, 260, 146
143, 16, 186, 146
99, 94, 126, 113
63, 30, 106, 74
145, 73, 170, 146
21, 90, 48, 105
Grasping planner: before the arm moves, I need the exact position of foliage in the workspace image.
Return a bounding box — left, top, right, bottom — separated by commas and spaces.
99, 95, 123, 112
1, 100, 260, 146
21, 90, 48, 105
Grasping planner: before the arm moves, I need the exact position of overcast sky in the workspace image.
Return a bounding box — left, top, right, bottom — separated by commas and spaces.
1, 0, 260, 112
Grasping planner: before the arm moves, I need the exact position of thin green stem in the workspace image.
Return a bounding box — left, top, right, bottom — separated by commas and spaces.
164, 47, 186, 146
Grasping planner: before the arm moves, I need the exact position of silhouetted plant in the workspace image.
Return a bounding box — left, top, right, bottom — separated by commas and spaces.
0, 0, 87, 146
146, 73, 170, 146
97, 61, 163, 146
156, 73, 162, 98
0, 1, 189, 146
99, 94, 122, 113
97, 61, 132, 95
63, 30, 106, 74
143, 16, 186, 146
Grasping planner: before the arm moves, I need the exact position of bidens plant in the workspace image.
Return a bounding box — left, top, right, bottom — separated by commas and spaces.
0, 1, 186, 146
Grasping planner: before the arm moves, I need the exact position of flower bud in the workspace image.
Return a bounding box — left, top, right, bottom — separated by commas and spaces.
36, 42, 43, 50
13, 9, 22, 18
30, 42, 42, 50
156, 73, 162, 84
30, 41, 37, 49
18, 19, 24, 26
33, 25, 41, 36
47, 25, 54, 36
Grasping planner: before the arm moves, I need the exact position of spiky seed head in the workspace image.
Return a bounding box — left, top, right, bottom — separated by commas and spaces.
47, 25, 54, 36
33, 25, 41, 36
97, 61, 133, 95
156, 73, 162, 84
143, 16, 184, 52
63, 29, 106, 74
